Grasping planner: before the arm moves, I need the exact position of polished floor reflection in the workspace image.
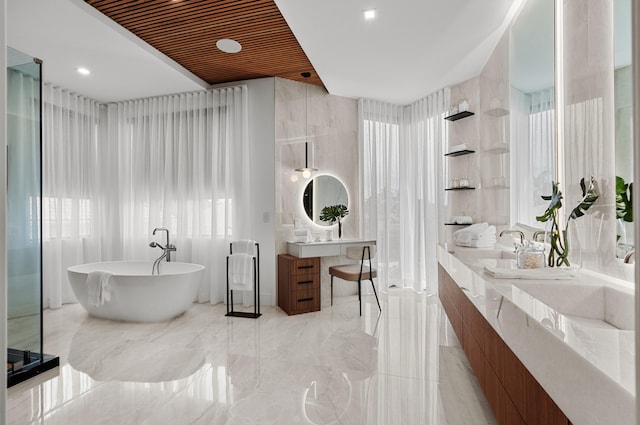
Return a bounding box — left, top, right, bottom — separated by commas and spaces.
8, 289, 496, 425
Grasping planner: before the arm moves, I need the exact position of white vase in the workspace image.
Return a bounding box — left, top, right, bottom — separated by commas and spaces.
325, 229, 333, 241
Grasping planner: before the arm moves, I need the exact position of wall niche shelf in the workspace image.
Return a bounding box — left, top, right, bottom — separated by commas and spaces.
445, 187, 475, 191
444, 149, 475, 157
444, 111, 475, 121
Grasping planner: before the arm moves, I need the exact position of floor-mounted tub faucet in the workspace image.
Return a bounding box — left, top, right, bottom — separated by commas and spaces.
150, 228, 177, 274
153, 227, 176, 262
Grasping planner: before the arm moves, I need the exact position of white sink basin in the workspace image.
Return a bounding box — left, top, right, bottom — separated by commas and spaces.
510, 281, 634, 331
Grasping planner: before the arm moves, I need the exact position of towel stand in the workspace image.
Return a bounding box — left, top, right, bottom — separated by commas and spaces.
225, 241, 261, 319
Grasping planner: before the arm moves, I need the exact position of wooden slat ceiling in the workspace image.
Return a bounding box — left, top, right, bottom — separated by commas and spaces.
84, 0, 324, 88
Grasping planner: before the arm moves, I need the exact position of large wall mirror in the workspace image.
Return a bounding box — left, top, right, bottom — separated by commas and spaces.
614, 0, 633, 258
509, 0, 556, 227
302, 175, 349, 226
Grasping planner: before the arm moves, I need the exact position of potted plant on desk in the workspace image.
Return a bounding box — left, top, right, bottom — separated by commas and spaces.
320, 204, 349, 239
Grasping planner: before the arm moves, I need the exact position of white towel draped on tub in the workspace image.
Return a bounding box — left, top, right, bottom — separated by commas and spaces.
86, 270, 113, 306
229, 253, 254, 291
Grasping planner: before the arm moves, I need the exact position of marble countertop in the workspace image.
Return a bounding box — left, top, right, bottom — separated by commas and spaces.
437, 244, 635, 425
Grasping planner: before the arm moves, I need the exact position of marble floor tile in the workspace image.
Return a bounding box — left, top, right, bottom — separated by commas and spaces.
7, 290, 496, 425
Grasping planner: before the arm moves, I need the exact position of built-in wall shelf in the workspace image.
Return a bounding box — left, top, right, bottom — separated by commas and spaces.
444, 111, 475, 121
444, 149, 475, 157
445, 187, 475, 191
444, 222, 473, 226
485, 108, 510, 117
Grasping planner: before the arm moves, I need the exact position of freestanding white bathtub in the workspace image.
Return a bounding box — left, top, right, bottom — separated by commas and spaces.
67, 261, 204, 322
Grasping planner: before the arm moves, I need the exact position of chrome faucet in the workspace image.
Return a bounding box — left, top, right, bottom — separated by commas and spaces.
149, 228, 177, 275
624, 250, 635, 264
153, 227, 176, 262
532, 231, 546, 243
499, 229, 525, 244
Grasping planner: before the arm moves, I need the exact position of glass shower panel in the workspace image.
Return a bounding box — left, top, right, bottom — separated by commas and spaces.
6, 47, 57, 386
7, 46, 41, 356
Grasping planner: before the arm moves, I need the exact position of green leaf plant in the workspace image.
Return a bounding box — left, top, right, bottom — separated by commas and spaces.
320, 204, 349, 238
535, 177, 599, 267
319, 204, 349, 225
616, 176, 633, 223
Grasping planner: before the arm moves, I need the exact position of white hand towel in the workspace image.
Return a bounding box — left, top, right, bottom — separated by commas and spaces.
231, 240, 256, 256
229, 253, 254, 291
86, 270, 113, 307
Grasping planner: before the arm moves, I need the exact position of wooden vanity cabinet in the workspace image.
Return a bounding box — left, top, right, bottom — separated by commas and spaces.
278, 254, 321, 315
438, 265, 570, 425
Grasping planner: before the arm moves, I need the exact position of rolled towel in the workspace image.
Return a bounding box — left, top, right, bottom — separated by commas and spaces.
86, 270, 113, 307
229, 253, 254, 291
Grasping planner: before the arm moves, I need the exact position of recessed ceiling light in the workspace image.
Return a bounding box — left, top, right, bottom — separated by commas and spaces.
363, 9, 376, 20
216, 38, 242, 54
76, 67, 90, 76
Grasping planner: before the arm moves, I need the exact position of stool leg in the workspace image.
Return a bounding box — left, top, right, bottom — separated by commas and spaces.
370, 278, 381, 312
358, 280, 362, 316
331, 275, 334, 306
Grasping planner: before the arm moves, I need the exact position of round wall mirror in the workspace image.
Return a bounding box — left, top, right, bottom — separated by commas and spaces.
302, 175, 349, 226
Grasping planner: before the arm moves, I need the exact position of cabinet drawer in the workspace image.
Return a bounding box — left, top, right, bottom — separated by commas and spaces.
291, 257, 320, 275
290, 274, 319, 291
291, 287, 320, 313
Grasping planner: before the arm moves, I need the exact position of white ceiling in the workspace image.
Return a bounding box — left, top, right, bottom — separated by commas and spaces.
8, 0, 521, 105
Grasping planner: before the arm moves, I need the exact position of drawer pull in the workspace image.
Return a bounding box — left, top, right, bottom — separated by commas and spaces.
298, 297, 314, 302
297, 265, 314, 269
297, 280, 314, 285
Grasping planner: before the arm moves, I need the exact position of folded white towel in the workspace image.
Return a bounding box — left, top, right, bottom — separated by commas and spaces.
471, 225, 497, 240
456, 216, 473, 224
231, 240, 257, 256
454, 222, 495, 246
86, 270, 113, 307
483, 265, 578, 280
229, 253, 254, 291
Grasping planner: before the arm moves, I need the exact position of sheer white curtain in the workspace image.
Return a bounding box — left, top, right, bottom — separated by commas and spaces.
109, 87, 250, 304
511, 87, 555, 227
42, 85, 103, 308
360, 90, 448, 294
43, 86, 250, 307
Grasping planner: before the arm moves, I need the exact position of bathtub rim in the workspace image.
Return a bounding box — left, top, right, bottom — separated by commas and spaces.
67, 260, 205, 278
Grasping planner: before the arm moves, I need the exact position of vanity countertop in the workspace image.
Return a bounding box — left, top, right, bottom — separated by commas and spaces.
437, 244, 635, 425
287, 239, 376, 258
